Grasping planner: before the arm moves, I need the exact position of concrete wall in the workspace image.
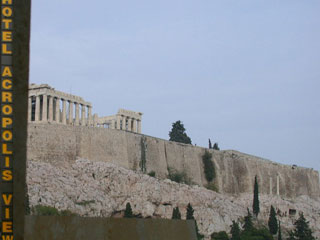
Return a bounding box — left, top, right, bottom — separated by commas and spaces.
24, 216, 197, 240
27, 123, 320, 198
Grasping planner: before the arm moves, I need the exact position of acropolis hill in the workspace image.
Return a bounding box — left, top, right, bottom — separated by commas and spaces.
27, 84, 320, 199
26, 84, 320, 239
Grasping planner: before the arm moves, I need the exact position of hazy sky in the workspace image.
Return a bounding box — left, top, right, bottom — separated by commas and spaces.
30, 0, 320, 171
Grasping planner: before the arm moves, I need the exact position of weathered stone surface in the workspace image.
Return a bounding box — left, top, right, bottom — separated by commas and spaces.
27, 159, 320, 240
27, 123, 320, 198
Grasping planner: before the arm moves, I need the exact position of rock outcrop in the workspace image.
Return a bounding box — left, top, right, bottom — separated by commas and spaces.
27, 159, 320, 240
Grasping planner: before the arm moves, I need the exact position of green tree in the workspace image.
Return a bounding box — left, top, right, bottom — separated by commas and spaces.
213, 143, 220, 150
209, 139, 212, 149
202, 151, 216, 182
252, 176, 260, 217
169, 121, 192, 144
292, 213, 315, 240
230, 221, 241, 240
185, 203, 203, 240
240, 227, 274, 240
124, 202, 133, 218
268, 205, 278, 235
211, 231, 229, 240
172, 207, 181, 219
186, 203, 194, 220
287, 231, 295, 240
278, 221, 282, 240
243, 209, 254, 232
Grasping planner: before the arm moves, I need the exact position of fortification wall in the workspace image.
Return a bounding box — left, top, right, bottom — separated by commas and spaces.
27, 123, 320, 198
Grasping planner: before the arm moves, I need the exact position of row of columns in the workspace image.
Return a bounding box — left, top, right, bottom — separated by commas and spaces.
115, 115, 141, 133
269, 175, 280, 196
28, 94, 92, 126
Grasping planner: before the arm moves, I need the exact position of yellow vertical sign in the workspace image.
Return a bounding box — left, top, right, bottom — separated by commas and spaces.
0, 0, 30, 239
1, 0, 14, 239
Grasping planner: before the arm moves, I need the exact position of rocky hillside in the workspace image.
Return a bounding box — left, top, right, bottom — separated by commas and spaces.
27, 159, 320, 240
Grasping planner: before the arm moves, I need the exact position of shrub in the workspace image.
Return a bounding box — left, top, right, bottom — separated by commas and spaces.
148, 171, 156, 177
211, 231, 229, 240
205, 182, 219, 192
32, 205, 68, 216
140, 137, 147, 173
202, 151, 216, 182
168, 167, 191, 185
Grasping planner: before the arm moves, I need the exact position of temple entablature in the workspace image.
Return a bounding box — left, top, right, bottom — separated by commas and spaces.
28, 84, 142, 133
95, 109, 143, 133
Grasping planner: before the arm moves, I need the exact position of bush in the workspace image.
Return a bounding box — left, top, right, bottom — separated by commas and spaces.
240, 227, 274, 240
168, 167, 191, 185
32, 205, 77, 216
32, 205, 60, 216
211, 231, 229, 240
148, 171, 156, 177
202, 151, 216, 182
205, 182, 219, 192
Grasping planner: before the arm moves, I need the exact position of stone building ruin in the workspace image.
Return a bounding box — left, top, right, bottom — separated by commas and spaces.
28, 83, 142, 133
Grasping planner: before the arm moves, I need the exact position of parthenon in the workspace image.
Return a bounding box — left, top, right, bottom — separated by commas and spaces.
28, 84, 142, 133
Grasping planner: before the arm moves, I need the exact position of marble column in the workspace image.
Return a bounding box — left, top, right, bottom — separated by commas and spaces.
62, 99, 67, 124
88, 106, 92, 126
137, 120, 141, 133
28, 97, 32, 122
75, 103, 80, 125
42, 94, 47, 122
116, 115, 121, 129
122, 116, 126, 130
111, 119, 115, 129
276, 175, 280, 196
68, 101, 74, 124
93, 114, 98, 127
48, 96, 53, 122
81, 104, 86, 125
269, 177, 272, 195
35, 95, 40, 122
132, 119, 137, 132
55, 98, 60, 123
127, 118, 132, 131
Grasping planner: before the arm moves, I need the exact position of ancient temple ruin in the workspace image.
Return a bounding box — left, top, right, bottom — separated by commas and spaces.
28, 84, 142, 133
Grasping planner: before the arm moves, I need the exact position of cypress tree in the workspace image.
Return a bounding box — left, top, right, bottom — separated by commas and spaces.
268, 205, 278, 234
186, 203, 194, 220
185, 203, 203, 239
209, 139, 212, 149
124, 202, 133, 218
278, 220, 282, 240
172, 207, 181, 219
243, 208, 254, 232
213, 143, 220, 150
293, 213, 315, 240
252, 175, 260, 217
230, 221, 241, 240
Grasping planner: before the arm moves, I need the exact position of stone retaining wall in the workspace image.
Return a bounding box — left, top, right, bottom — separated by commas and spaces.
27, 123, 320, 198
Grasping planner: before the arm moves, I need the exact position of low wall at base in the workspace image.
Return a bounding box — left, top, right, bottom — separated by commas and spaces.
24, 216, 197, 240
27, 123, 320, 198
